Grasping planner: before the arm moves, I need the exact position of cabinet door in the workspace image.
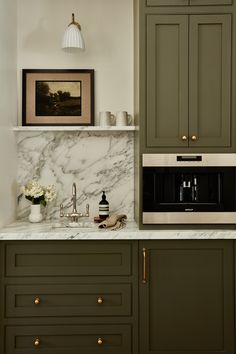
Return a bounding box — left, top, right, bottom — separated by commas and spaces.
190, 0, 232, 5
147, 0, 189, 6
189, 15, 232, 147
139, 241, 234, 354
146, 15, 189, 147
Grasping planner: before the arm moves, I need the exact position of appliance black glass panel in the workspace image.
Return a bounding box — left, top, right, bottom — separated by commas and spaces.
143, 167, 236, 212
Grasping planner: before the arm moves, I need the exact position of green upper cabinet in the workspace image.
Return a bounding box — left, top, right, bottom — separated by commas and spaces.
146, 13, 232, 149
146, 0, 232, 6
147, 0, 189, 6
147, 15, 189, 147
189, 14, 231, 147
190, 0, 232, 5
139, 241, 235, 354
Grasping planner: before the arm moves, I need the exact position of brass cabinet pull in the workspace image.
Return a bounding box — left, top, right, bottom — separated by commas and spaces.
191, 135, 197, 141
34, 297, 41, 305
34, 338, 40, 347
142, 248, 147, 283
97, 337, 103, 345
181, 135, 188, 141
97, 296, 103, 304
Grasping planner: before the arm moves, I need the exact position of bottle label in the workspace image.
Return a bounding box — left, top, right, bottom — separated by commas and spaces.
99, 205, 109, 215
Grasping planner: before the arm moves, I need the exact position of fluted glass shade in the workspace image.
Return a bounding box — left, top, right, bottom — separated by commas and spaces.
62, 14, 85, 50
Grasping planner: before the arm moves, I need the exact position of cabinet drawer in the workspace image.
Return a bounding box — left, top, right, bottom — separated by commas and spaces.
5, 242, 132, 277
6, 283, 132, 317
6, 324, 131, 354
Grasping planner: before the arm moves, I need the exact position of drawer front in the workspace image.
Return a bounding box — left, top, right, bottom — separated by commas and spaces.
5, 242, 132, 277
6, 324, 131, 354
6, 283, 132, 317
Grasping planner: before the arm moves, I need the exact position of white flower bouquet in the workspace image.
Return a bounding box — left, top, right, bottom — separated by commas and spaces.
23, 180, 57, 206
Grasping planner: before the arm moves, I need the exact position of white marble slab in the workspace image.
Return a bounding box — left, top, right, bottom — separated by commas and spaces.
1, 221, 236, 240
16, 131, 134, 221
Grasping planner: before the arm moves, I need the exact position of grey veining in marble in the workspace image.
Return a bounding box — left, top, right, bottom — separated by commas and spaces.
16, 131, 134, 221
1, 221, 236, 240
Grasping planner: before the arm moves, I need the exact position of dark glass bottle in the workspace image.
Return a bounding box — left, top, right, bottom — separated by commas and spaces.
99, 191, 109, 220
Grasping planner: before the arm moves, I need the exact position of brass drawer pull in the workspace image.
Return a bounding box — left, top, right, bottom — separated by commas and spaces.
34, 338, 40, 347
191, 135, 197, 141
97, 297, 103, 304
34, 297, 41, 305
142, 248, 147, 283
97, 337, 103, 345
181, 135, 188, 141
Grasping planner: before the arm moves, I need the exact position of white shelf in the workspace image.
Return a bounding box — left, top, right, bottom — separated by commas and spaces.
13, 126, 137, 132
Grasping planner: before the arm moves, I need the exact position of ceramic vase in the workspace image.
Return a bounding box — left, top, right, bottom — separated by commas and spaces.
29, 204, 43, 223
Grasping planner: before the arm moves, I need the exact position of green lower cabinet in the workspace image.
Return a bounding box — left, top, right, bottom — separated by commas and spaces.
139, 240, 235, 354
6, 324, 131, 354
2, 240, 236, 354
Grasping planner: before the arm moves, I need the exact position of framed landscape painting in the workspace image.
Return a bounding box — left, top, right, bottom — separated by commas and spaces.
22, 69, 94, 126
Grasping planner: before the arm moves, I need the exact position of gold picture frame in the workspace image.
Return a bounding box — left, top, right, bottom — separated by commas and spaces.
22, 69, 94, 126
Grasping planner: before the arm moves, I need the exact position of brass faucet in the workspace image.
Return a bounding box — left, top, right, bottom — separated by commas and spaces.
60, 182, 89, 223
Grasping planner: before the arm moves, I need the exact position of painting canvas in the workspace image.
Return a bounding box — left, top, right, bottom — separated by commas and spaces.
22, 70, 94, 126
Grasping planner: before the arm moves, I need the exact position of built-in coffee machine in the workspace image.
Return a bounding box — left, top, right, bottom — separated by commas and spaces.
142, 154, 236, 224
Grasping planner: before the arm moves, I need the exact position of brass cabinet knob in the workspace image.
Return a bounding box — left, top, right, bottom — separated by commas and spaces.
97, 338, 103, 345
34, 338, 40, 347
181, 135, 188, 141
191, 135, 197, 141
34, 297, 41, 305
97, 297, 103, 304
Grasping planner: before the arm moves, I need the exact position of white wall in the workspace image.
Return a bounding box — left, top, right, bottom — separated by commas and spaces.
0, 0, 17, 227
17, 0, 134, 124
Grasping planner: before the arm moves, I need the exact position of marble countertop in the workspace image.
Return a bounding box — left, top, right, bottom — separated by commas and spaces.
1, 220, 236, 240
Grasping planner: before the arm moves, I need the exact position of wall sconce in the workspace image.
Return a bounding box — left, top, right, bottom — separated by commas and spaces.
62, 13, 85, 50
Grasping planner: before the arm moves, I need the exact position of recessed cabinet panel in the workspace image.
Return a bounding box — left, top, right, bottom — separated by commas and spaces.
5, 242, 132, 277
6, 284, 132, 317
190, 0, 232, 5
139, 241, 234, 354
189, 15, 231, 147
147, 0, 189, 6
147, 15, 188, 147
6, 325, 131, 354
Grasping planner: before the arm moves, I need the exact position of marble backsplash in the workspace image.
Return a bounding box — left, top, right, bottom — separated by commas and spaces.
17, 131, 134, 221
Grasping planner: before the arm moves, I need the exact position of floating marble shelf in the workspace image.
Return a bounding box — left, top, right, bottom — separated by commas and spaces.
13, 126, 137, 132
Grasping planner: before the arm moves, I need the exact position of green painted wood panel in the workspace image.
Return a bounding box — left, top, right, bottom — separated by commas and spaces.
6, 283, 132, 317
139, 240, 234, 354
147, 15, 189, 147
189, 14, 232, 147
5, 242, 132, 277
6, 324, 131, 354
190, 0, 232, 5
147, 0, 189, 6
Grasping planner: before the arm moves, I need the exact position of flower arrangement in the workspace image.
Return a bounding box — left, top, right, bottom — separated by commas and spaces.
23, 180, 57, 206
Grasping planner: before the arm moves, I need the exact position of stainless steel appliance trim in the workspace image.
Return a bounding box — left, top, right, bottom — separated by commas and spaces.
143, 212, 236, 224
142, 154, 236, 167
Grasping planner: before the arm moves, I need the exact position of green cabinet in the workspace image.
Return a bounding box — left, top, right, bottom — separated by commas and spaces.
190, 0, 232, 5
1, 240, 236, 354
146, 0, 232, 6
189, 15, 231, 148
2, 241, 138, 354
146, 13, 232, 149
147, 0, 188, 6
139, 240, 235, 354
